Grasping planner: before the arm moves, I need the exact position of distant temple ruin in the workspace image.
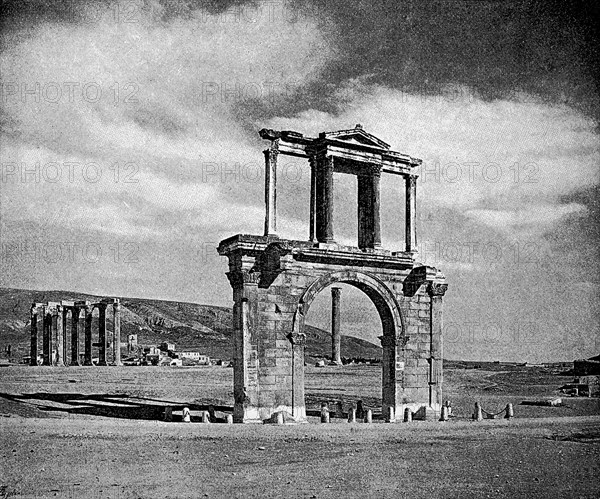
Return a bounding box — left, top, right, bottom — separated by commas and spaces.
218, 125, 448, 423
29, 299, 121, 366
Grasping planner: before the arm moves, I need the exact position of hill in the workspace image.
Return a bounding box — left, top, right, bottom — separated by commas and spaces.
0, 287, 382, 361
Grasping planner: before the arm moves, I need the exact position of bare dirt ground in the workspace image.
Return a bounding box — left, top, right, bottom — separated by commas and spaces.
1, 365, 599, 498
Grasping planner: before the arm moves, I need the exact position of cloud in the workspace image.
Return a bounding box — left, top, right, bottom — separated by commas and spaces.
263, 81, 599, 361
0, 0, 334, 243
265, 82, 600, 237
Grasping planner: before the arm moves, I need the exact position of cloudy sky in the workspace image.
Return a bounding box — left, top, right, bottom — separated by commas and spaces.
1, 0, 598, 362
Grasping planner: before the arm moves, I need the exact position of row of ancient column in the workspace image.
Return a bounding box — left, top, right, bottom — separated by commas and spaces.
263, 149, 418, 252
29, 299, 121, 366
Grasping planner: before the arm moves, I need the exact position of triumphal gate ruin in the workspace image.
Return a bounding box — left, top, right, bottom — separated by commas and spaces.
218, 125, 448, 423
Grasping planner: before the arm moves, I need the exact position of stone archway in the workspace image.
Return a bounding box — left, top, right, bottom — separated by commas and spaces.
289, 270, 405, 420
218, 125, 448, 423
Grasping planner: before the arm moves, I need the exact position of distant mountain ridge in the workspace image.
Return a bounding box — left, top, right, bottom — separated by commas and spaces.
0, 287, 382, 361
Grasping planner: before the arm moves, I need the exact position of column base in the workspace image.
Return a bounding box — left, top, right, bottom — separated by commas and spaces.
316, 241, 337, 249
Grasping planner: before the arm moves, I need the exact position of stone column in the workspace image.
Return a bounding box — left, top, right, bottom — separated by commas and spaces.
84, 305, 93, 366
97, 303, 108, 366
61, 306, 68, 366
42, 307, 51, 366
316, 154, 334, 243
288, 330, 307, 421
263, 148, 278, 236
405, 174, 417, 253
112, 300, 122, 366
357, 173, 373, 249
30, 304, 38, 366
309, 155, 317, 242
54, 306, 65, 366
427, 282, 448, 413
331, 287, 342, 365
70, 307, 80, 366
371, 168, 382, 248
357, 166, 382, 249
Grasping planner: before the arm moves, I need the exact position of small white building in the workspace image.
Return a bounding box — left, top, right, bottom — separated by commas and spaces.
178, 352, 210, 364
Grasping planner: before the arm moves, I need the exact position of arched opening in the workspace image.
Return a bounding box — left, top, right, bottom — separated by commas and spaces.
289, 270, 404, 420
303, 283, 384, 417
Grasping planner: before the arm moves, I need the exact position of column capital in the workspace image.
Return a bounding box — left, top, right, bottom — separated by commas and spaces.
226, 270, 261, 289
313, 151, 334, 168
287, 331, 307, 347
263, 147, 280, 158
358, 163, 382, 177
379, 335, 410, 348
427, 282, 448, 297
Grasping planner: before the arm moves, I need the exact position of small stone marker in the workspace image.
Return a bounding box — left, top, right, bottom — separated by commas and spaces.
439, 405, 449, 422
347, 407, 356, 423
321, 403, 330, 423
473, 402, 483, 421
445, 400, 452, 416
440, 406, 448, 421
201, 410, 211, 423
504, 403, 514, 419
356, 400, 365, 420
403, 407, 412, 423
182, 407, 191, 423
163, 406, 173, 422
386, 406, 395, 423
226, 414, 234, 424
276, 411, 284, 425
364, 409, 372, 424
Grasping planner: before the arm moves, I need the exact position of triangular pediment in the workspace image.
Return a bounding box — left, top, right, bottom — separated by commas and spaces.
323, 125, 390, 150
